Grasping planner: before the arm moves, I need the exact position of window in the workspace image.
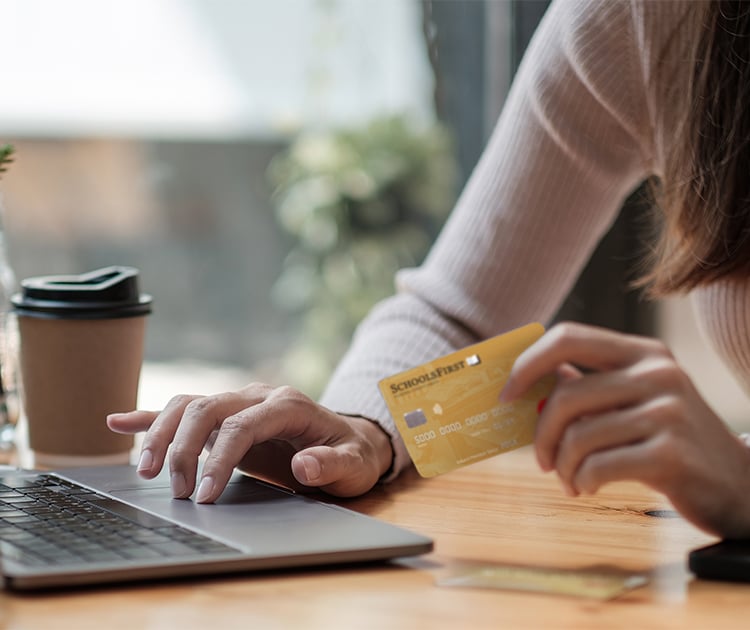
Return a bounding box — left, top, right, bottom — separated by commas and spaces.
0, 1, 437, 402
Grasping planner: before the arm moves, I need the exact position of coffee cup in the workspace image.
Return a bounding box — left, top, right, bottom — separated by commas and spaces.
11, 266, 152, 467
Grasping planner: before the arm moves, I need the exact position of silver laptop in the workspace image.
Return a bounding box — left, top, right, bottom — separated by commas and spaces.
0, 464, 432, 590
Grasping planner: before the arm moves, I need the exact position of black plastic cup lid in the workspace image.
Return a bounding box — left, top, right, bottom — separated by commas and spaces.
11, 266, 152, 319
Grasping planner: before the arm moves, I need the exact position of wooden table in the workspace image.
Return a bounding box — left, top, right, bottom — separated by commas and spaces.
0, 447, 746, 629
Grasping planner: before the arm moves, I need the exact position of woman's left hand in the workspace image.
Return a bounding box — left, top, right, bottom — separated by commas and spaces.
500, 321, 750, 538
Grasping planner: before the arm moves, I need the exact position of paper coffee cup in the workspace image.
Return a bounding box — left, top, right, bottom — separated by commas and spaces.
11, 266, 152, 467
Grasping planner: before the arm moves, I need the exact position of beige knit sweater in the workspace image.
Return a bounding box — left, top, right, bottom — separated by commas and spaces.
320, 0, 748, 479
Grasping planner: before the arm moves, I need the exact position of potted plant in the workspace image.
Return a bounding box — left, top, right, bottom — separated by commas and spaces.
266, 115, 458, 396
0, 145, 13, 178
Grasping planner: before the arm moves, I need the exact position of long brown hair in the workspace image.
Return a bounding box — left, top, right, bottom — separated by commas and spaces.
640, 1, 750, 297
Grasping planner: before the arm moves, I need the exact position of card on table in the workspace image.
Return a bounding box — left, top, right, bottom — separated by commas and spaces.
378, 322, 555, 477
437, 564, 648, 600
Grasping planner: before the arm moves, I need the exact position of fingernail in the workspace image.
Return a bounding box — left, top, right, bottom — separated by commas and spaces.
196, 476, 214, 503
562, 481, 578, 497
536, 453, 551, 472
537, 397, 547, 414
300, 455, 321, 482
137, 449, 153, 473
170, 472, 187, 498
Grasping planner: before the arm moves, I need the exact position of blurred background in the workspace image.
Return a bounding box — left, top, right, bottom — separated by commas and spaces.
0, 0, 746, 428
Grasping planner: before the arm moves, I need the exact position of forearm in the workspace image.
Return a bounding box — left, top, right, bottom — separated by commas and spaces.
320, 294, 480, 480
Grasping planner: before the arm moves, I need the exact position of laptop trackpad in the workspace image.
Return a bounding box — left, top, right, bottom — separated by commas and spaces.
111, 476, 369, 554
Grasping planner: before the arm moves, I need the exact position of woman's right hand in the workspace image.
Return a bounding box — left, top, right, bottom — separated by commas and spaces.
107, 382, 394, 503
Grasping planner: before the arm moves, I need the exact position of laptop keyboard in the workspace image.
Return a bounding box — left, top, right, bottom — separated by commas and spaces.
0, 473, 241, 567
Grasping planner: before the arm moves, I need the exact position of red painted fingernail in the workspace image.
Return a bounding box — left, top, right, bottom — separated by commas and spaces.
537, 398, 547, 414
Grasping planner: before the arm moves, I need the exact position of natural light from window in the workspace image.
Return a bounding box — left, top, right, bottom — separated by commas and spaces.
0, 0, 433, 139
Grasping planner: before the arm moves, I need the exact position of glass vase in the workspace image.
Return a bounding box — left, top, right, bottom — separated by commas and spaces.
0, 193, 19, 460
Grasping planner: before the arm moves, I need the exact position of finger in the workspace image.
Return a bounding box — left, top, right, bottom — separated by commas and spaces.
107, 410, 159, 434
534, 368, 650, 470
192, 389, 322, 503
502, 322, 668, 401
291, 445, 378, 498
169, 384, 276, 466
138, 394, 202, 480
571, 438, 666, 495
556, 362, 583, 382
169, 388, 271, 499
205, 429, 219, 451
554, 403, 656, 491
532, 364, 581, 471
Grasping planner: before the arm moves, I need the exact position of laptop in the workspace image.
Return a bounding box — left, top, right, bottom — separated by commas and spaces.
0, 463, 433, 590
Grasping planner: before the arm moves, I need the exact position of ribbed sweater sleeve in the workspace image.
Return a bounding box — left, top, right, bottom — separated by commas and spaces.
319, 0, 672, 479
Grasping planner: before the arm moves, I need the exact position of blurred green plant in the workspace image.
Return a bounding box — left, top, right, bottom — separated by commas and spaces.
0, 145, 14, 179
267, 114, 458, 396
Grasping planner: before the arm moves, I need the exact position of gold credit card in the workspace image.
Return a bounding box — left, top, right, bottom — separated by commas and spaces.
378, 323, 554, 477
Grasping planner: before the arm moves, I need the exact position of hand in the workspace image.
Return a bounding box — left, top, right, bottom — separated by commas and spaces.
107, 383, 393, 503
500, 321, 750, 538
